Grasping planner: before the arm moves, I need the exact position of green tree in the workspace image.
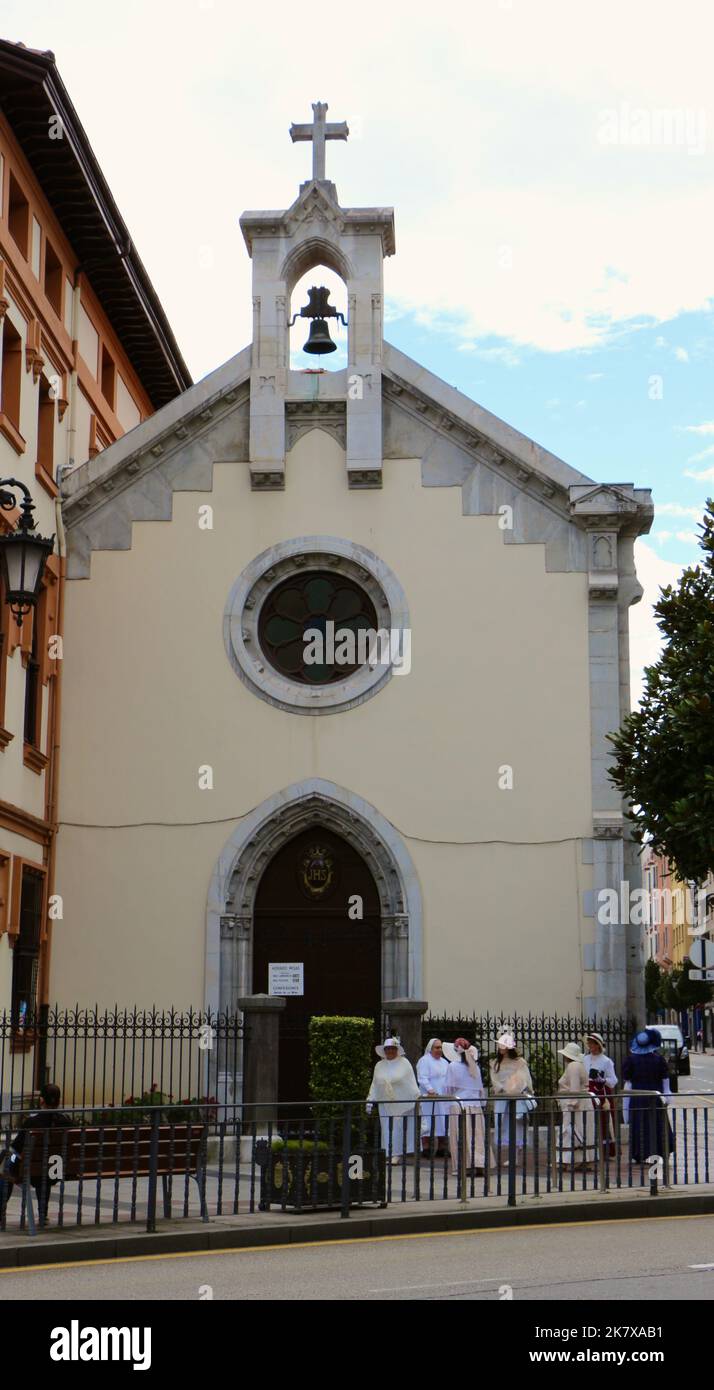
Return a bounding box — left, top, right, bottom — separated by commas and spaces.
608, 500, 714, 883
657, 960, 713, 1013
644, 958, 664, 1017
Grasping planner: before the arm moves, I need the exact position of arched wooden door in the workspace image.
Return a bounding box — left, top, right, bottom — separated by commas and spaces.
252, 827, 381, 1103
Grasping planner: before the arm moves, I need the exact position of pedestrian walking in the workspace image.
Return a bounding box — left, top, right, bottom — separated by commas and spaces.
557, 1043, 596, 1167
489, 1030, 535, 1153
444, 1038, 493, 1177
583, 1030, 618, 1158
0, 1083, 73, 1227
417, 1038, 450, 1156
621, 1028, 673, 1165
366, 1037, 420, 1164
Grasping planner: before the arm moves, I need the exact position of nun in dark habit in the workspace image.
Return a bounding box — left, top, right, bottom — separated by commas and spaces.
622, 1027, 674, 1164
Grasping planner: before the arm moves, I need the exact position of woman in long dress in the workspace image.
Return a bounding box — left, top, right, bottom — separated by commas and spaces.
584, 1030, 618, 1158
621, 1028, 673, 1165
417, 1039, 450, 1156
557, 1043, 596, 1166
444, 1039, 493, 1177
366, 1037, 420, 1163
489, 1030, 534, 1152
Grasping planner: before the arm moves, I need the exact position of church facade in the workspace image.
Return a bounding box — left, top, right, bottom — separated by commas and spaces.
53, 106, 653, 1092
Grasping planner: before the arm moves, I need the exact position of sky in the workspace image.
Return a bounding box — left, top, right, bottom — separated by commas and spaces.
5, 0, 713, 700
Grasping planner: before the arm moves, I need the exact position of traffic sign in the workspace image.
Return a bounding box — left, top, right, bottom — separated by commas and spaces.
689, 938, 714, 969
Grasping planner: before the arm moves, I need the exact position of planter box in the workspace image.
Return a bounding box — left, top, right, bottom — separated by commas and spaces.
258, 1143, 386, 1211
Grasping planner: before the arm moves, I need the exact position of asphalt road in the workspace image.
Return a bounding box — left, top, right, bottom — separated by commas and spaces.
2, 1213, 714, 1300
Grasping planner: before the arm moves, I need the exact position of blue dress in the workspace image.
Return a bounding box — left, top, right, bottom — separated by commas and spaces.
621, 1051, 672, 1163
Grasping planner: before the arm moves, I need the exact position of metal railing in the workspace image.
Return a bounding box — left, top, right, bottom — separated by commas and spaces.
0, 1006, 245, 1112
418, 1012, 635, 1085
1, 1090, 712, 1236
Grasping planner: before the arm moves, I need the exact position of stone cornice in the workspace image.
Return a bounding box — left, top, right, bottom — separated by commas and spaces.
384, 370, 574, 520
569, 483, 653, 538
240, 181, 396, 257
61, 354, 251, 531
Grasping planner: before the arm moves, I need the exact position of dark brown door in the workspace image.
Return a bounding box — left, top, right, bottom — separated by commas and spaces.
253, 828, 381, 1103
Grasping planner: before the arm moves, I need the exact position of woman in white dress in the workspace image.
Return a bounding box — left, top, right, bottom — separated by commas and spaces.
557, 1042, 596, 1166
366, 1037, 420, 1163
444, 1039, 493, 1176
583, 1031, 618, 1158
417, 1039, 450, 1156
489, 1030, 534, 1152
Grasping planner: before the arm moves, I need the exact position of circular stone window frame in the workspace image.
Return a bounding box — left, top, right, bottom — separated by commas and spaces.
223, 537, 410, 715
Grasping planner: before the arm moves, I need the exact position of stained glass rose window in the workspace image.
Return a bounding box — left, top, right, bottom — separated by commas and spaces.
258, 571, 378, 684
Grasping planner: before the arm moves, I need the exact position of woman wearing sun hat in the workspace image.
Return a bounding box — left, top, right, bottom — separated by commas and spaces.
489, 1029, 534, 1152
557, 1042, 596, 1167
366, 1037, 420, 1163
584, 1031, 618, 1158
443, 1038, 493, 1177
621, 1027, 673, 1165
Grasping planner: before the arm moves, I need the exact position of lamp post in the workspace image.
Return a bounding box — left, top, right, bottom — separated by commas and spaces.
0, 478, 55, 625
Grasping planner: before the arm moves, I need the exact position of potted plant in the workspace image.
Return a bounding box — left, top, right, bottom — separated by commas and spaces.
258, 1016, 386, 1210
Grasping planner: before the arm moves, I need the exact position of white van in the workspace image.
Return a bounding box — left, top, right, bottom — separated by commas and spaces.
654, 1024, 690, 1090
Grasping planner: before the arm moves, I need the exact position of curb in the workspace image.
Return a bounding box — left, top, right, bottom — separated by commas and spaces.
2, 1190, 714, 1268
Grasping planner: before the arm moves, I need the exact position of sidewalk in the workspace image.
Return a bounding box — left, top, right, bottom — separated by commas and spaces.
2, 1179, 713, 1270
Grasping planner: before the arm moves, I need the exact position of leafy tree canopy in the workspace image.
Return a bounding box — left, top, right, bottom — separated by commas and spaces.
609, 500, 714, 883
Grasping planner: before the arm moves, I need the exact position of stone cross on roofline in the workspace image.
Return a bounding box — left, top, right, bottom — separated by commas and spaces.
290, 101, 349, 182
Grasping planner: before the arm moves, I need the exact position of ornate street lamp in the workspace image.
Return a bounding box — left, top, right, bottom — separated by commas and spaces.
0, 478, 55, 626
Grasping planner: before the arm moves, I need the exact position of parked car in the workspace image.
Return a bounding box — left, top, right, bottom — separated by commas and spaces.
655, 1024, 690, 1092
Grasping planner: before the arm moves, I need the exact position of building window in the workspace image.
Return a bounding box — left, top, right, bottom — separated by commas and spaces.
225, 538, 410, 715
0, 570, 9, 739
8, 172, 29, 258
10, 865, 45, 1030
37, 372, 55, 481
1, 317, 22, 431
31, 216, 41, 278
258, 571, 378, 684
101, 344, 116, 409
44, 239, 63, 317
24, 592, 43, 749
0, 853, 9, 934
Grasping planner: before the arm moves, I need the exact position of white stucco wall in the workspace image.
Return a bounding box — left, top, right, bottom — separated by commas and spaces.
54, 430, 594, 1015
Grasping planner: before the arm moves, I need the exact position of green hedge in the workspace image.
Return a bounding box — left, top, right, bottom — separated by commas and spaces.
308, 1016, 374, 1109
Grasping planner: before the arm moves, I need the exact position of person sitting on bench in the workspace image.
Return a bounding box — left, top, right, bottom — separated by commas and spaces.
0, 1083, 73, 1226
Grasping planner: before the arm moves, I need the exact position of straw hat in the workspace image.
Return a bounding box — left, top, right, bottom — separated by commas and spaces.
558, 1042, 585, 1063
375, 1036, 404, 1058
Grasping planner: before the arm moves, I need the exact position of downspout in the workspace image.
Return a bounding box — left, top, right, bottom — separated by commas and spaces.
38, 272, 77, 1019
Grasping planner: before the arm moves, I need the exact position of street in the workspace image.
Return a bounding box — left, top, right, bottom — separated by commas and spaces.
1, 1212, 713, 1300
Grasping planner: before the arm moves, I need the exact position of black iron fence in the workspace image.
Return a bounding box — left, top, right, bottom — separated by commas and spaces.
1, 1091, 712, 1236
420, 1012, 635, 1086
0, 1007, 245, 1113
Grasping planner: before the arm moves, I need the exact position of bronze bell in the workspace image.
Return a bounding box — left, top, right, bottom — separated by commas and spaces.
289, 285, 347, 356
303, 318, 337, 354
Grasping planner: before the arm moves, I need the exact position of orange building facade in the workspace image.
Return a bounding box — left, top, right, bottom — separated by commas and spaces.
0, 40, 190, 1052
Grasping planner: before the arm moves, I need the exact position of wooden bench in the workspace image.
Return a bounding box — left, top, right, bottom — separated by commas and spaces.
4, 1121, 208, 1235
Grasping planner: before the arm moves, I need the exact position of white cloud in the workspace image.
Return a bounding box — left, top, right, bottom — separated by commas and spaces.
656, 503, 704, 518
674, 346, 690, 362
685, 466, 714, 480
630, 542, 686, 706
681, 422, 714, 434
585, 372, 604, 380
4, 0, 713, 373
686, 443, 714, 463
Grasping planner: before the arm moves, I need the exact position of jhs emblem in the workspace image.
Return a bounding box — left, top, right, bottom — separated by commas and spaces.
300, 844, 335, 898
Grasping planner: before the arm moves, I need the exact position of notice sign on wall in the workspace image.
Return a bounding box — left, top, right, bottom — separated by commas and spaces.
268, 962, 304, 996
